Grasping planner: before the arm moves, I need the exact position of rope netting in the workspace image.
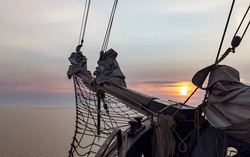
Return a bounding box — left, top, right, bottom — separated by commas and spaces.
68, 73, 145, 157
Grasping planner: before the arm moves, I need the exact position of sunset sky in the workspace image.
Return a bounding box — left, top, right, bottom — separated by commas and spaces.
0, 0, 249, 107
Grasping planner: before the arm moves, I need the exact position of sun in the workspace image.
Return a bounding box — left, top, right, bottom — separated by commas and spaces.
180, 86, 188, 96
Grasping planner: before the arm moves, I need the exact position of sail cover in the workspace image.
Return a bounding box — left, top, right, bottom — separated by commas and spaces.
94, 48, 126, 87
192, 65, 250, 143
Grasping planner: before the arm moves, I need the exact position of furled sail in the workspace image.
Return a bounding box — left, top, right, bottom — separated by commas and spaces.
93, 48, 126, 87
192, 65, 250, 143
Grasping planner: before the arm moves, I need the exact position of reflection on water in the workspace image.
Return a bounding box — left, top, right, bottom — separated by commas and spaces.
0, 107, 76, 157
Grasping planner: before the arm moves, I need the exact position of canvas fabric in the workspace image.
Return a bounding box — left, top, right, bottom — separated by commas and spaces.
94, 48, 126, 87
192, 65, 250, 143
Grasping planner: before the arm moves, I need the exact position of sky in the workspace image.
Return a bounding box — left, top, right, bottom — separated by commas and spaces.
0, 0, 249, 107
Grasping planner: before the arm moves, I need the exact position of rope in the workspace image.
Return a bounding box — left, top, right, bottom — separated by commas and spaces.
242, 20, 250, 40
152, 114, 176, 157
233, 5, 249, 38
215, 0, 235, 63
174, 129, 194, 153
231, 5, 250, 52
76, 0, 91, 52
101, 0, 119, 53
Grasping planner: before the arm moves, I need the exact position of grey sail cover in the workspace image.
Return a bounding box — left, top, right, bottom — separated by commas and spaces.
192, 65, 250, 143
94, 49, 126, 87
67, 51, 92, 79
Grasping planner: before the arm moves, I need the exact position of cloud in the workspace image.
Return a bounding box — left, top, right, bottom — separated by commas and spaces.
241, 78, 250, 86
0, 1, 82, 25
0, 91, 74, 107
0, 80, 19, 92
127, 79, 204, 106
141, 80, 178, 85
152, 0, 232, 15
0, 73, 73, 94
118, 0, 230, 16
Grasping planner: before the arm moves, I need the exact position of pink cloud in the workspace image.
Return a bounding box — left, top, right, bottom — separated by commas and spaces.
127, 80, 205, 106
0, 77, 73, 94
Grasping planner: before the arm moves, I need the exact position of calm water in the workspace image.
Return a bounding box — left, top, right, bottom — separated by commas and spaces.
0, 107, 237, 157
0, 107, 76, 157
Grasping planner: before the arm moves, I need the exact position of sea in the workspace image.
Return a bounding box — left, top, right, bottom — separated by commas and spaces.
0, 107, 76, 157
0, 106, 237, 157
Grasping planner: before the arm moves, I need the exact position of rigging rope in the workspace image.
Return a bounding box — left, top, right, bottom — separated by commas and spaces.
232, 5, 250, 51
215, 0, 235, 63
233, 5, 249, 39
242, 20, 250, 40
77, 0, 91, 52
101, 0, 119, 53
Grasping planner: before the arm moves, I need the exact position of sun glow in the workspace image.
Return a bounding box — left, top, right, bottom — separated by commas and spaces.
180, 86, 188, 95
176, 82, 194, 97
128, 80, 202, 105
